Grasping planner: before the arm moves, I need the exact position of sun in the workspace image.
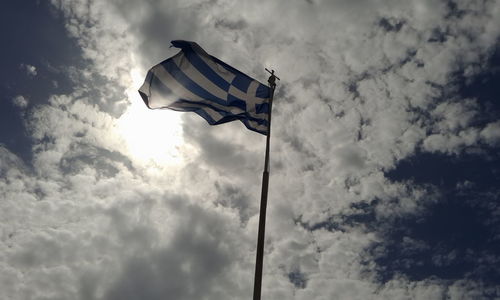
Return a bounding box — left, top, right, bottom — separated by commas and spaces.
117, 69, 185, 165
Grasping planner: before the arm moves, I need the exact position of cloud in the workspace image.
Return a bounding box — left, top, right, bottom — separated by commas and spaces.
11, 95, 29, 109
104, 202, 248, 300
2, 0, 500, 299
480, 120, 500, 146
20, 63, 37, 76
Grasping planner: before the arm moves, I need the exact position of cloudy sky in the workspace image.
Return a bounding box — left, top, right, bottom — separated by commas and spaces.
2, 0, 500, 299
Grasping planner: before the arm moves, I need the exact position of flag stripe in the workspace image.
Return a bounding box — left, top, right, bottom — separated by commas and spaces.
150, 68, 268, 125
170, 99, 269, 127
140, 40, 271, 135
161, 58, 234, 108
231, 75, 252, 93
150, 61, 204, 107
173, 48, 266, 113
176, 40, 269, 100
169, 100, 268, 133
172, 54, 230, 104
169, 101, 224, 123
149, 70, 175, 106
152, 66, 243, 114
172, 40, 238, 84
146, 68, 270, 127
180, 46, 233, 91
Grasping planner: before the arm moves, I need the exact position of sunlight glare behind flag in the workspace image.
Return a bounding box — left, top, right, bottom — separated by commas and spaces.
139, 40, 271, 135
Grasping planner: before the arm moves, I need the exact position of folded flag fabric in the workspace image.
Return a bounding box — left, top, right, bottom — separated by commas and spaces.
139, 40, 271, 135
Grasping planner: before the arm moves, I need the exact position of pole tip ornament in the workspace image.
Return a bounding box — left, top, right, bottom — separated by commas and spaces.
265, 68, 280, 89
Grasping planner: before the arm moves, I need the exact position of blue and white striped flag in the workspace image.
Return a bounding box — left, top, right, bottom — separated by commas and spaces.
139, 40, 271, 135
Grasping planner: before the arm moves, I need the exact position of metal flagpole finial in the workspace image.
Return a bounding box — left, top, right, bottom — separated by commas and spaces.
265, 68, 280, 89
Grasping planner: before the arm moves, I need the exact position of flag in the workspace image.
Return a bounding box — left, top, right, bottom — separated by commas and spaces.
139, 40, 271, 135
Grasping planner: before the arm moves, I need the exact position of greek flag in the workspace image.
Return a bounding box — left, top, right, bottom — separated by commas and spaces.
139, 40, 271, 135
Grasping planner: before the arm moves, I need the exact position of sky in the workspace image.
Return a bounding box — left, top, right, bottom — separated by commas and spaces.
1, 0, 500, 299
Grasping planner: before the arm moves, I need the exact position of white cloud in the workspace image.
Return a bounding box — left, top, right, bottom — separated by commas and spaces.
12, 95, 29, 109
2, 0, 500, 299
480, 120, 500, 146
20, 63, 37, 76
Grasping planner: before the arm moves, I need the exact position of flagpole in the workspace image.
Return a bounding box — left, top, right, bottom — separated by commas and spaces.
253, 69, 279, 300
